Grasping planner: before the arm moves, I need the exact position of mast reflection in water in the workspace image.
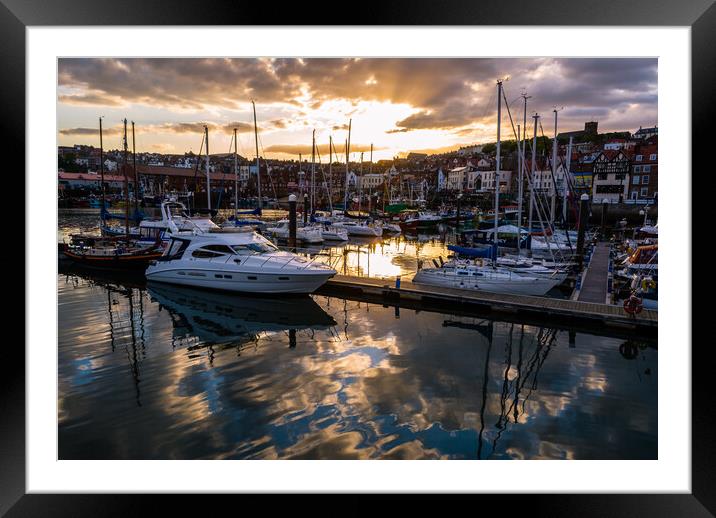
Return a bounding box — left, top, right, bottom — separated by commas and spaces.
58, 269, 657, 460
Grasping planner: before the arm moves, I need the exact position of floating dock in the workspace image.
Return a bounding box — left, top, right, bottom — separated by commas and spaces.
319, 272, 657, 337
577, 242, 611, 303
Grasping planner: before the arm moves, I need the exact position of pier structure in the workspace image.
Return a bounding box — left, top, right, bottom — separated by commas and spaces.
576, 242, 612, 304
318, 271, 656, 335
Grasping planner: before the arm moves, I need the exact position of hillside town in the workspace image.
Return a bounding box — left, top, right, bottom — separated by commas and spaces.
58, 120, 657, 209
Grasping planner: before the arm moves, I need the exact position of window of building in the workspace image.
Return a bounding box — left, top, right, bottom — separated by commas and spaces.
641, 187, 649, 196
633, 175, 640, 185
633, 165, 641, 173
642, 175, 649, 185
649, 153, 657, 160
597, 173, 607, 180
636, 155, 643, 161
642, 165, 651, 172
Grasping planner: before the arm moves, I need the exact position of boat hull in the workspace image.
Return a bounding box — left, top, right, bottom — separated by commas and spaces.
412, 270, 560, 296
145, 264, 335, 294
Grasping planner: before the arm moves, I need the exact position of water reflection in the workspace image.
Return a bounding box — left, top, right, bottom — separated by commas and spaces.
148, 282, 337, 349
58, 269, 657, 460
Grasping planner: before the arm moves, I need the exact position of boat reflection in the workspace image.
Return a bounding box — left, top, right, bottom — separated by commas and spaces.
147, 282, 337, 348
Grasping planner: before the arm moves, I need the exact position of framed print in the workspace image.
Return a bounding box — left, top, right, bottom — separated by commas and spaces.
6, 0, 712, 513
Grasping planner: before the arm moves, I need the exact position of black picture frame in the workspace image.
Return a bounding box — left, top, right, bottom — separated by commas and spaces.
5, 0, 710, 513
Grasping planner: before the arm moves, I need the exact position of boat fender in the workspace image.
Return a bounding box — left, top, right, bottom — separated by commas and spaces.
623, 294, 643, 315
641, 278, 656, 291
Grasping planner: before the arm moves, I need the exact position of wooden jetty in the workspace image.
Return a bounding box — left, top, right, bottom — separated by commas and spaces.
577, 242, 611, 303
318, 272, 657, 337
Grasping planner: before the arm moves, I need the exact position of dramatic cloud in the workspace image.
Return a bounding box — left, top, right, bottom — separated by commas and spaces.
58, 57, 657, 157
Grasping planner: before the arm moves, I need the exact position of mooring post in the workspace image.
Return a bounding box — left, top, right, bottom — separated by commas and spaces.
395, 275, 401, 289
288, 194, 297, 252
576, 193, 590, 269
303, 193, 309, 226
288, 328, 296, 349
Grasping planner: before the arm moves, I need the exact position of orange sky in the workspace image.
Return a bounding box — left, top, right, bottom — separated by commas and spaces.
58, 58, 657, 161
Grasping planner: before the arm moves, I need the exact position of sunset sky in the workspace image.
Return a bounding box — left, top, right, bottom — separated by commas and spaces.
57, 58, 657, 161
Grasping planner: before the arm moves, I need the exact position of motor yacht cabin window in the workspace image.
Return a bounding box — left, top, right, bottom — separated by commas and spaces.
231, 242, 278, 255
191, 249, 226, 259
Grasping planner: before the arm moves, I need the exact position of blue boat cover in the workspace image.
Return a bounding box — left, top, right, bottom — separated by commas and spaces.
448, 244, 497, 259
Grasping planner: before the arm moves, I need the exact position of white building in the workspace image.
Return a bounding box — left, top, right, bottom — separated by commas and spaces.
481, 170, 512, 193
447, 166, 468, 191
358, 173, 385, 190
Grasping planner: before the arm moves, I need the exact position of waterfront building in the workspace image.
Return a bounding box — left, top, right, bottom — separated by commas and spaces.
591, 150, 632, 203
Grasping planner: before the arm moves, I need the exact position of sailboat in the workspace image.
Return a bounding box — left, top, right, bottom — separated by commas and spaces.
412, 80, 560, 296
222, 101, 265, 229
63, 119, 164, 270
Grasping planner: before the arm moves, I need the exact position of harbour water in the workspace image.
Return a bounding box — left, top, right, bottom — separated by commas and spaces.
57, 210, 657, 460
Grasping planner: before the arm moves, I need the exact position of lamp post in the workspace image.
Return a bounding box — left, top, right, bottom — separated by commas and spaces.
456, 193, 463, 232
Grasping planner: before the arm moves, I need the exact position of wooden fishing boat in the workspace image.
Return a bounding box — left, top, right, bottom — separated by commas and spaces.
62, 235, 164, 270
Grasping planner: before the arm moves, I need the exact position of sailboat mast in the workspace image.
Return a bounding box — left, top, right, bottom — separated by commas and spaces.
529, 113, 539, 234
517, 93, 530, 257
494, 80, 502, 263
358, 152, 364, 214
343, 119, 351, 213
564, 136, 573, 224
131, 121, 138, 216
204, 125, 211, 211
122, 118, 129, 236
99, 117, 105, 209
234, 127, 238, 215
328, 136, 333, 208
252, 100, 262, 210
311, 129, 316, 214
551, 109, 559, 227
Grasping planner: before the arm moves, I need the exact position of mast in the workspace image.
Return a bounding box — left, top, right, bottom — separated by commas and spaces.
233, 127, 238, 215
343, 119, 352, 213
122, 118, 129, 236
369, 143, 373, 174
493, 80, 502, 264
529, 113, 539, 234
564, 136, 573, 224
311, 129, 316, 214
131, 121, 138, 216
328, 136, 333, 211
358, 151, 364, 214
550, 109, 559, 227
99, 117, 105, 209
518, 93, 530, 256
517, 123, 522, 257
204, 125, 211, 211
252, 100, 262, 210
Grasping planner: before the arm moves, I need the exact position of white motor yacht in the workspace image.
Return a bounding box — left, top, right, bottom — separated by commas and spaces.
333, 220, 383, 237
412, 260, 561, 296
318, 224, 349, 241
265, 220, 324, 243
145, 231, 336, 294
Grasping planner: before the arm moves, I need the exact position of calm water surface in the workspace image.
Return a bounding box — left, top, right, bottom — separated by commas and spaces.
58, 211, 657, 459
